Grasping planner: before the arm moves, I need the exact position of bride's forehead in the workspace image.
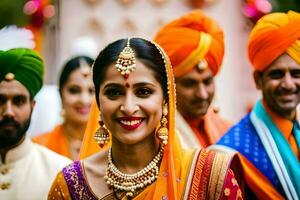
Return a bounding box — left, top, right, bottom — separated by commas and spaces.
104, 61, 156, 79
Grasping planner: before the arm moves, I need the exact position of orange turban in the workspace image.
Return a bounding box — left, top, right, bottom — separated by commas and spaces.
154, 10, 224, 77
248, 10, 300, 71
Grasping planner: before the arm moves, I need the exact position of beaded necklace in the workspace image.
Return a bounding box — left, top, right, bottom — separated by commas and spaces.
104, 146, 164, 197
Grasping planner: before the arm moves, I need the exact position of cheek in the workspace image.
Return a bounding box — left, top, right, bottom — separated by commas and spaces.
62, 93, 78, 107
176, 87, 193, 99
99, 98, 119, 121
19, 105, 32, 122
142, 98, 163, 120
207, 85, 215, 97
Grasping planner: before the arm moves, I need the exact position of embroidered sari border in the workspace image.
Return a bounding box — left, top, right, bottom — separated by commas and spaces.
185, 149, 216, 200
208, 153, 231, 200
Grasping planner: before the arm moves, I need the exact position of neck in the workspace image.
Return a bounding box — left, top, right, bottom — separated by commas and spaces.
111, 135, 160, 174
181, 112, 204, 125
63, 119, 86, 141
281, 111, 296, 121
262, 100, 296, 121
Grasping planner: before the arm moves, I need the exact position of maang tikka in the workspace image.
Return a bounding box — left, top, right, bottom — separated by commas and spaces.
115, 38, 136, 79
94, 117, 110, 148
157, 103, 169, 145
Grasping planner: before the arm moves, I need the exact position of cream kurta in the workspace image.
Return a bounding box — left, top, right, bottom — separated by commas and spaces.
0, 137, 71, 200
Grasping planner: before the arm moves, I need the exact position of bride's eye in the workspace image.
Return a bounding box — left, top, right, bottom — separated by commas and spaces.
136, 87, 153, 98
104, 88, 124, 99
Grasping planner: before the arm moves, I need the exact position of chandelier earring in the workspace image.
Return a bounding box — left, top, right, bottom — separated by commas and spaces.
94, 117, 110, 148
156, 103, 168, 146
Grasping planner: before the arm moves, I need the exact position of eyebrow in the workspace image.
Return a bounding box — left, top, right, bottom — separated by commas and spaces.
103, 82, 156, 89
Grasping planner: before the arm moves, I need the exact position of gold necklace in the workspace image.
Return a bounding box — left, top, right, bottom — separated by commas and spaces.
104, 146, 164, 197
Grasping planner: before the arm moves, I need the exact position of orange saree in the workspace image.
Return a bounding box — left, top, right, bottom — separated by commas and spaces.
48, 148, 243, 200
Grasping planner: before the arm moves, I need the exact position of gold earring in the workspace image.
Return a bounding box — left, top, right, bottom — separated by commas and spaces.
156, 103, 168, 146
94, 120, 110, 148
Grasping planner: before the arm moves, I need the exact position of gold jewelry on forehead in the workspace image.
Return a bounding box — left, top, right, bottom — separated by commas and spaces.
4, 73, 15, 81
79, 59, 90, 77
115, 38, 136, 78
197, 59, 208, 70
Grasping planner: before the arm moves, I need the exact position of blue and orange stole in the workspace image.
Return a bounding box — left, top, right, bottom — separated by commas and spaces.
218, 100, 300, 199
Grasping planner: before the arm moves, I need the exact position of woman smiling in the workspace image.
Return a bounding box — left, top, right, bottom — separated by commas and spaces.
48, 38, 243, 199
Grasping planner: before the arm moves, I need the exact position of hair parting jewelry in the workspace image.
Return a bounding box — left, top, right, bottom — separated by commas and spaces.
79, 58, 91, 77
104, 146, 164, 197
115, 38, 136, 79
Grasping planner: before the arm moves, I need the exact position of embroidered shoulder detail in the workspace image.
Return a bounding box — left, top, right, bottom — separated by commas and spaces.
187, 149, 216, 199
62, 161, 98, 200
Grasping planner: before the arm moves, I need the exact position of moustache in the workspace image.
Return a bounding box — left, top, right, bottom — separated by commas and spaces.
0, 118, 20, 128
190, 98, 209, 104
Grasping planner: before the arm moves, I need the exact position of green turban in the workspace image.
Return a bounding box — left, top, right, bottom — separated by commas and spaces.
0, 48, 44, 98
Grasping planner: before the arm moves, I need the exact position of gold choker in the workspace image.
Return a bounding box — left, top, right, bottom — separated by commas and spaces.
104, 146, 164, 197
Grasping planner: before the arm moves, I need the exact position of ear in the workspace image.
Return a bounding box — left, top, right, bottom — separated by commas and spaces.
253, 70, 262, 90
31, 100, 36, 109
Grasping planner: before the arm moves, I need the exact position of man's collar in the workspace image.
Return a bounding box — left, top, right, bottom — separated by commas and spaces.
262, 100, 294, 140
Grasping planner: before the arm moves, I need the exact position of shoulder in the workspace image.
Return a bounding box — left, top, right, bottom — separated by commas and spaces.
218, 114, 256, 144
32, 124, 63, 143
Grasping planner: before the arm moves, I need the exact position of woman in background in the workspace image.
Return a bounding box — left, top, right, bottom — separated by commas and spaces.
48, 38, 243, 199
33, 56, 94, 160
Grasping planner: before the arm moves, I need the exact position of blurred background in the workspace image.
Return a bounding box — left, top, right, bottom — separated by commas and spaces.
1, 0, 299, 136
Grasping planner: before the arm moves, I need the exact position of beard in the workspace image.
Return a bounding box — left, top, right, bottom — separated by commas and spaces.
0, 117, 31, 149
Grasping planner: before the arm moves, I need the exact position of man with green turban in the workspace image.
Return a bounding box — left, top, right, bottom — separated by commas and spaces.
0, 48, 71, 200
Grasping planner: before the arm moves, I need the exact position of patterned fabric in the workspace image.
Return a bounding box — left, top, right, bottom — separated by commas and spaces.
218, 114, 284, 195
221, 169, 243, 200
62, 161, 98, 200
185, 149, 243, 200
251, 101, 299, 198
187, 149, 215, 199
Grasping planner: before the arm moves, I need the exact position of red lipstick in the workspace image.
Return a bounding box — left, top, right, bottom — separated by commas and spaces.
117, 117, 144, 130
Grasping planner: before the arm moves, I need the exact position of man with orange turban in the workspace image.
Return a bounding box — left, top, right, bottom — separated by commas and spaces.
217, 11, 300, 199
154, 10, 232, 148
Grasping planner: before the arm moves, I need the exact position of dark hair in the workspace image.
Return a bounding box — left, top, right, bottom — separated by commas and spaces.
59, 55, 94, 95
93, 38, 168, 107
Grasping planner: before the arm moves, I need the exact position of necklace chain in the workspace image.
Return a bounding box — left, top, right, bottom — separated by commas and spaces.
104, 146, 164, 197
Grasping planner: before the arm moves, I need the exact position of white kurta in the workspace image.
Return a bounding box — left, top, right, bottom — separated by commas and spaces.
0, 137, 71, 200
